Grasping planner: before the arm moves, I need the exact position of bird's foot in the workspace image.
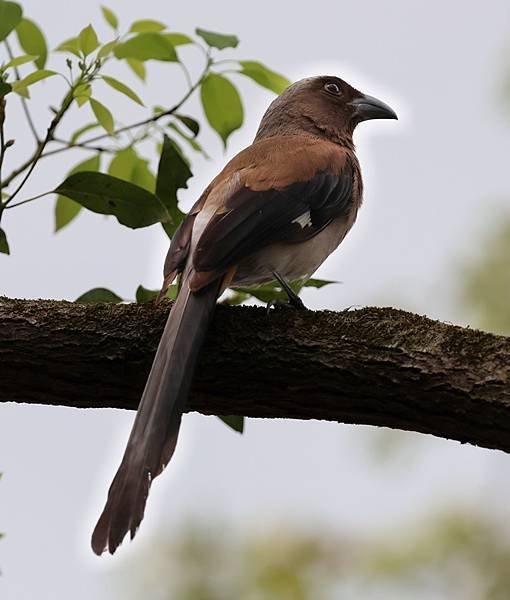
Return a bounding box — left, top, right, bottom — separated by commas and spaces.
266, 272, 307, 314
266, 297, 306, 314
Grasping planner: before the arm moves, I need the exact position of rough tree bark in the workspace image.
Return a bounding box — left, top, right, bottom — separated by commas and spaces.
1, 296, 510, 454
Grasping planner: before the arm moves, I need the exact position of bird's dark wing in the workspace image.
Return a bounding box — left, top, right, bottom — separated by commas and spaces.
159, 188, 211, 296
191, 161, 355, 286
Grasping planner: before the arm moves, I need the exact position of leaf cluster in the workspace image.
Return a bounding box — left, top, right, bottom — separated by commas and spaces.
0, 2, 291, 252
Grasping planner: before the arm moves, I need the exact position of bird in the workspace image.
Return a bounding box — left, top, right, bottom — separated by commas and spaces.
91, 75, 397, 555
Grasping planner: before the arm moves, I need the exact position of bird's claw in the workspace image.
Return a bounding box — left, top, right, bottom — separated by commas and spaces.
266, 296, 306, 314
266, 271, 307, 314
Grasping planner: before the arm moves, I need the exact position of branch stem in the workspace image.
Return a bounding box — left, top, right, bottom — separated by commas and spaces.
79, 59, 210, 146
4, 39, 41, 143
3, 89, 75, 206
2, 299, 510, 455
0, 97, 6, 192
4, 190, 52, 209
52, 137, 114, 153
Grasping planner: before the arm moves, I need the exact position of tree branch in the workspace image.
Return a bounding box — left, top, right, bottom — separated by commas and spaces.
1, 296, 510, 454
3, 89, 74, 204
0, 96, 6, 192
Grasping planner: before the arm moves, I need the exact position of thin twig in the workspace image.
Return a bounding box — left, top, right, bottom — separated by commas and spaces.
212, 58, 239, 66
79, 62, 209, 146
0, 98, 6, 190
0, 152, 35, 189
179, 61, 193, 90
1, 56, 103, 194
4, 39, 41, 143
3, 89, 74, 205
1, 137, 117, 190
4, 190, 52, 209
52, 137, 114, 153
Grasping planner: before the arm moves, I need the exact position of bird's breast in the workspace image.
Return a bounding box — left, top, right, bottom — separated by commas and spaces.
232, 211, 357, 287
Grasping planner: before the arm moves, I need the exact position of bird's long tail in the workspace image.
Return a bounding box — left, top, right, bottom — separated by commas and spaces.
91, 276, 221, 555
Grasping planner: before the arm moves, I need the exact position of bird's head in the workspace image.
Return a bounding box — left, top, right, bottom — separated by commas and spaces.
255, 75, 397, 144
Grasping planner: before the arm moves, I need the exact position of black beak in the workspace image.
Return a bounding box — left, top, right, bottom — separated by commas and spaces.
349, 94, 398, 121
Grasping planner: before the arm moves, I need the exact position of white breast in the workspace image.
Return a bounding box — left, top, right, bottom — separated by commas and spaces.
233, 214, 355, 287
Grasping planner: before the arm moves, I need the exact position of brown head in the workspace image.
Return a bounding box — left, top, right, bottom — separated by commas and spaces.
255, 75, 397, 146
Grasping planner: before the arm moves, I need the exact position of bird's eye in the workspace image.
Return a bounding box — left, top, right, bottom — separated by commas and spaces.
324, 82, 341, 95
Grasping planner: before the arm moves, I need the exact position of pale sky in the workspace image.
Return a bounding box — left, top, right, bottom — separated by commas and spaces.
1, 1, 510, 598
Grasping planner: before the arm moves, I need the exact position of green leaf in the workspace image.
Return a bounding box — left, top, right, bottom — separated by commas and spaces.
135, 285, 159, 303
13, 85, 29, 98
54, 171, 167, 229
55, 37, 81, 58
15, 18, 47, 68
101, 5, 118, 30
75, 287, 123, 303
232, 280, 301, 304
11, 69, 56, 95
114, 33, 177, 62
232, 282, 288, 304
0, 227, 10, 255
239, 60, 291, 94
135, 284, 178, 303
218, 415, 244, 434
79, 24, 99, 56
70, 122, 100, 143
223, 289, 250, 306
102, 75, 144, 105
90, 98, 114, 133
163, 32, 193, 46
131, 157, 155, 192
200, 73, 243, 147
73, 82, 91, 106
156, 135, 192, 236
129, 19, 166, 33
5, 54, 38, 68
108, 147, 137, 179
0, 81, 12, 96
14, 69, 56, 86
126, 57, 146, 81
55, 154, 100, 231
0, 1, 22, 43
54, 196, 81, 232
163, 284, 178, 300
167, 122, 208, 157
302, 278, 339, 289
97, 40, 118, 59
195, 28, 238, 50
75, 96, 90, 109
174, 114, 199, 137
108, 147, 155, 192
231, 278, 338, 304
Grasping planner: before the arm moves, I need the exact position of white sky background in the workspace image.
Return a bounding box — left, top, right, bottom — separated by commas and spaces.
1, 0, 510, 598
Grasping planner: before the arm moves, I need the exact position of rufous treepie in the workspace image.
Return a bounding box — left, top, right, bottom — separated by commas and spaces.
91, 75, 397, 555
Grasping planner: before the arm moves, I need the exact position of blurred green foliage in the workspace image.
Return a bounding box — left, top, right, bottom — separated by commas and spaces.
460, 48, 510, 336
461, 220, 510, 335
113, 512, 510, 600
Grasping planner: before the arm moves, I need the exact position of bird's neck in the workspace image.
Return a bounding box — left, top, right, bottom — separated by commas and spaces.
255, 108, 355, 150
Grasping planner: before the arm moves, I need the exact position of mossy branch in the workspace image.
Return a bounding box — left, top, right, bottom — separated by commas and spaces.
1, 296, 510, 454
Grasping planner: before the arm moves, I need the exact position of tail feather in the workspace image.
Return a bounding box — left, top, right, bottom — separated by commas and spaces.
91, 277, 221, 555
